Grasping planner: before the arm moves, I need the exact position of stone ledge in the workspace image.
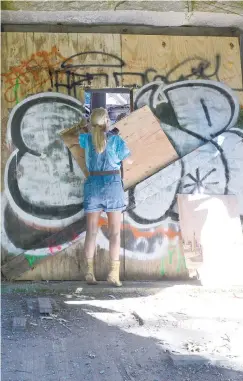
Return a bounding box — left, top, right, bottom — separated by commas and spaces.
2, 10, 243, 31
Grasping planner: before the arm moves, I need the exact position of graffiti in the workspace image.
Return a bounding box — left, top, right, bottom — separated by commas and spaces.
160, 244, 186, 276
128, 80, 239, 223
183, 168, 219, 194
4, 92, 85, 232
2, 80, 243, 269
2, 46, 69, 104
1, 43, 243, 279
13, 78, 20, 105
60, 52, 222, 88
2, 47, 231, 106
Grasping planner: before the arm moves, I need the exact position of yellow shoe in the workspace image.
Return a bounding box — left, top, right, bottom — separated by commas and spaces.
85, 259, 98, 285
107, 260, 122, 287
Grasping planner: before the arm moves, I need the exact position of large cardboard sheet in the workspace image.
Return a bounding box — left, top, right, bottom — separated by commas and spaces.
177, 194, 243, 282
114, 105, 178, 189
60, 106, 178, 189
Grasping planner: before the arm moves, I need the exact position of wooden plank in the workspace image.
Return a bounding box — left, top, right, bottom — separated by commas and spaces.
16, 241, 86, 281
177, 194, 243, 283
121, 35, 243, 94
114, 105, 178, 189
1, 254, 32, 280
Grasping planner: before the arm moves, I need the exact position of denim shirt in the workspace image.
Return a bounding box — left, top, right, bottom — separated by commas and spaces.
79, 132, 131, 172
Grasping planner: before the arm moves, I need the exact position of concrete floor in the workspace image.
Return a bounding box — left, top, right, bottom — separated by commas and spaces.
2, 282, 243, 381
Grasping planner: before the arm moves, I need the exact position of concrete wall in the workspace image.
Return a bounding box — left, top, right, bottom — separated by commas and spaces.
2, 1, 243, 13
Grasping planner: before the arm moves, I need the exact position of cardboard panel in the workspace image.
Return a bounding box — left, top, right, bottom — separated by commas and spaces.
114, 105, 178, 189
177, 194, 243, 283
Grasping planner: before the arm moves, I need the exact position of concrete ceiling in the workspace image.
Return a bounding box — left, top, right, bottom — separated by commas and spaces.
1, 1, 243, 13
2, 1, 243, 33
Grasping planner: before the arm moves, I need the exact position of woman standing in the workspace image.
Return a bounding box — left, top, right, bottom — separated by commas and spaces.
79, 108, 131, 286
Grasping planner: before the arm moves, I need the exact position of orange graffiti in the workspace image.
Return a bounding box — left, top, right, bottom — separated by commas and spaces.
2, 46, 69, 103
98, 217, 181, 240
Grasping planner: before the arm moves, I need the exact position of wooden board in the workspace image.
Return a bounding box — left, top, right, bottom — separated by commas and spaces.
121, 35, 243, 105
114, 105, 178, 189
121, 35, 242, 88
1, 254, 31, 281
1, 32, 242, 282
177, 194, 243, 282
1, 32, 122, 191
1, 32, 122, 104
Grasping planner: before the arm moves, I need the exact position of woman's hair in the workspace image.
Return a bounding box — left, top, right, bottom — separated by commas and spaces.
90, 107, 108, 153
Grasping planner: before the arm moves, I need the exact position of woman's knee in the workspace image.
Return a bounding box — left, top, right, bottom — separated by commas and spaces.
109, 228, 120, 243
86, 226, 98, 238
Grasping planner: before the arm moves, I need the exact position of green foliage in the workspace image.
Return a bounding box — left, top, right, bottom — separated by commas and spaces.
1, 1, 17, 10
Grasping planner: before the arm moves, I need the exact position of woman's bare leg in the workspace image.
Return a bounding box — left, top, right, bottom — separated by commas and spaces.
84, 211, 101, 259
107, 211, 122, 286
84, 211, 101, 284
107, 211, 122, 261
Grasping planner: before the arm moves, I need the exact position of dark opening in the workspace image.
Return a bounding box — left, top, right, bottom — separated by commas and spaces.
85, 88, 133, 124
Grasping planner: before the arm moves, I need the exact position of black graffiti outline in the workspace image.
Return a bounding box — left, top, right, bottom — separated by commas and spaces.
6, 93, 85, 220
183, 168, 219, 193
153, 55, 221, 84
135, 81, 237, 140
128, 81, 237, 224
53, 71, 110, 92
4, 49, 241, 253
49, 52, 224, 96
61, 51, 125, 69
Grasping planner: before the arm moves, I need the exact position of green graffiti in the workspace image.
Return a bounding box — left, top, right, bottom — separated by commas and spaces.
160, 244, 186, 276
25, 254, 44, 267
13, 77, 20, 104
160, 258, 165, 276
168, 246, 175, 265
176, 247, 186, 273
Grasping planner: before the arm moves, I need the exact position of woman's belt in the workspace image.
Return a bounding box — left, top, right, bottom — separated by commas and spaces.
89, 170, 120, 176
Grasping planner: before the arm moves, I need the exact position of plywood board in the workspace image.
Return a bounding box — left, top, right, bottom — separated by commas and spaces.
1, 32, 122, 190
121, 35, 242, 91
1, 32, 122, 105
123, 213, 188, 280
177, 194, 243, 280
114, 105, 178, 189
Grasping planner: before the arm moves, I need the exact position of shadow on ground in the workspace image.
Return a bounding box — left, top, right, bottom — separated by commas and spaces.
2, 286, 243, 381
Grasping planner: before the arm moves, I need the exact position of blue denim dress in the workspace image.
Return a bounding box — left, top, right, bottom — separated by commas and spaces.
79, 132, 130, 213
